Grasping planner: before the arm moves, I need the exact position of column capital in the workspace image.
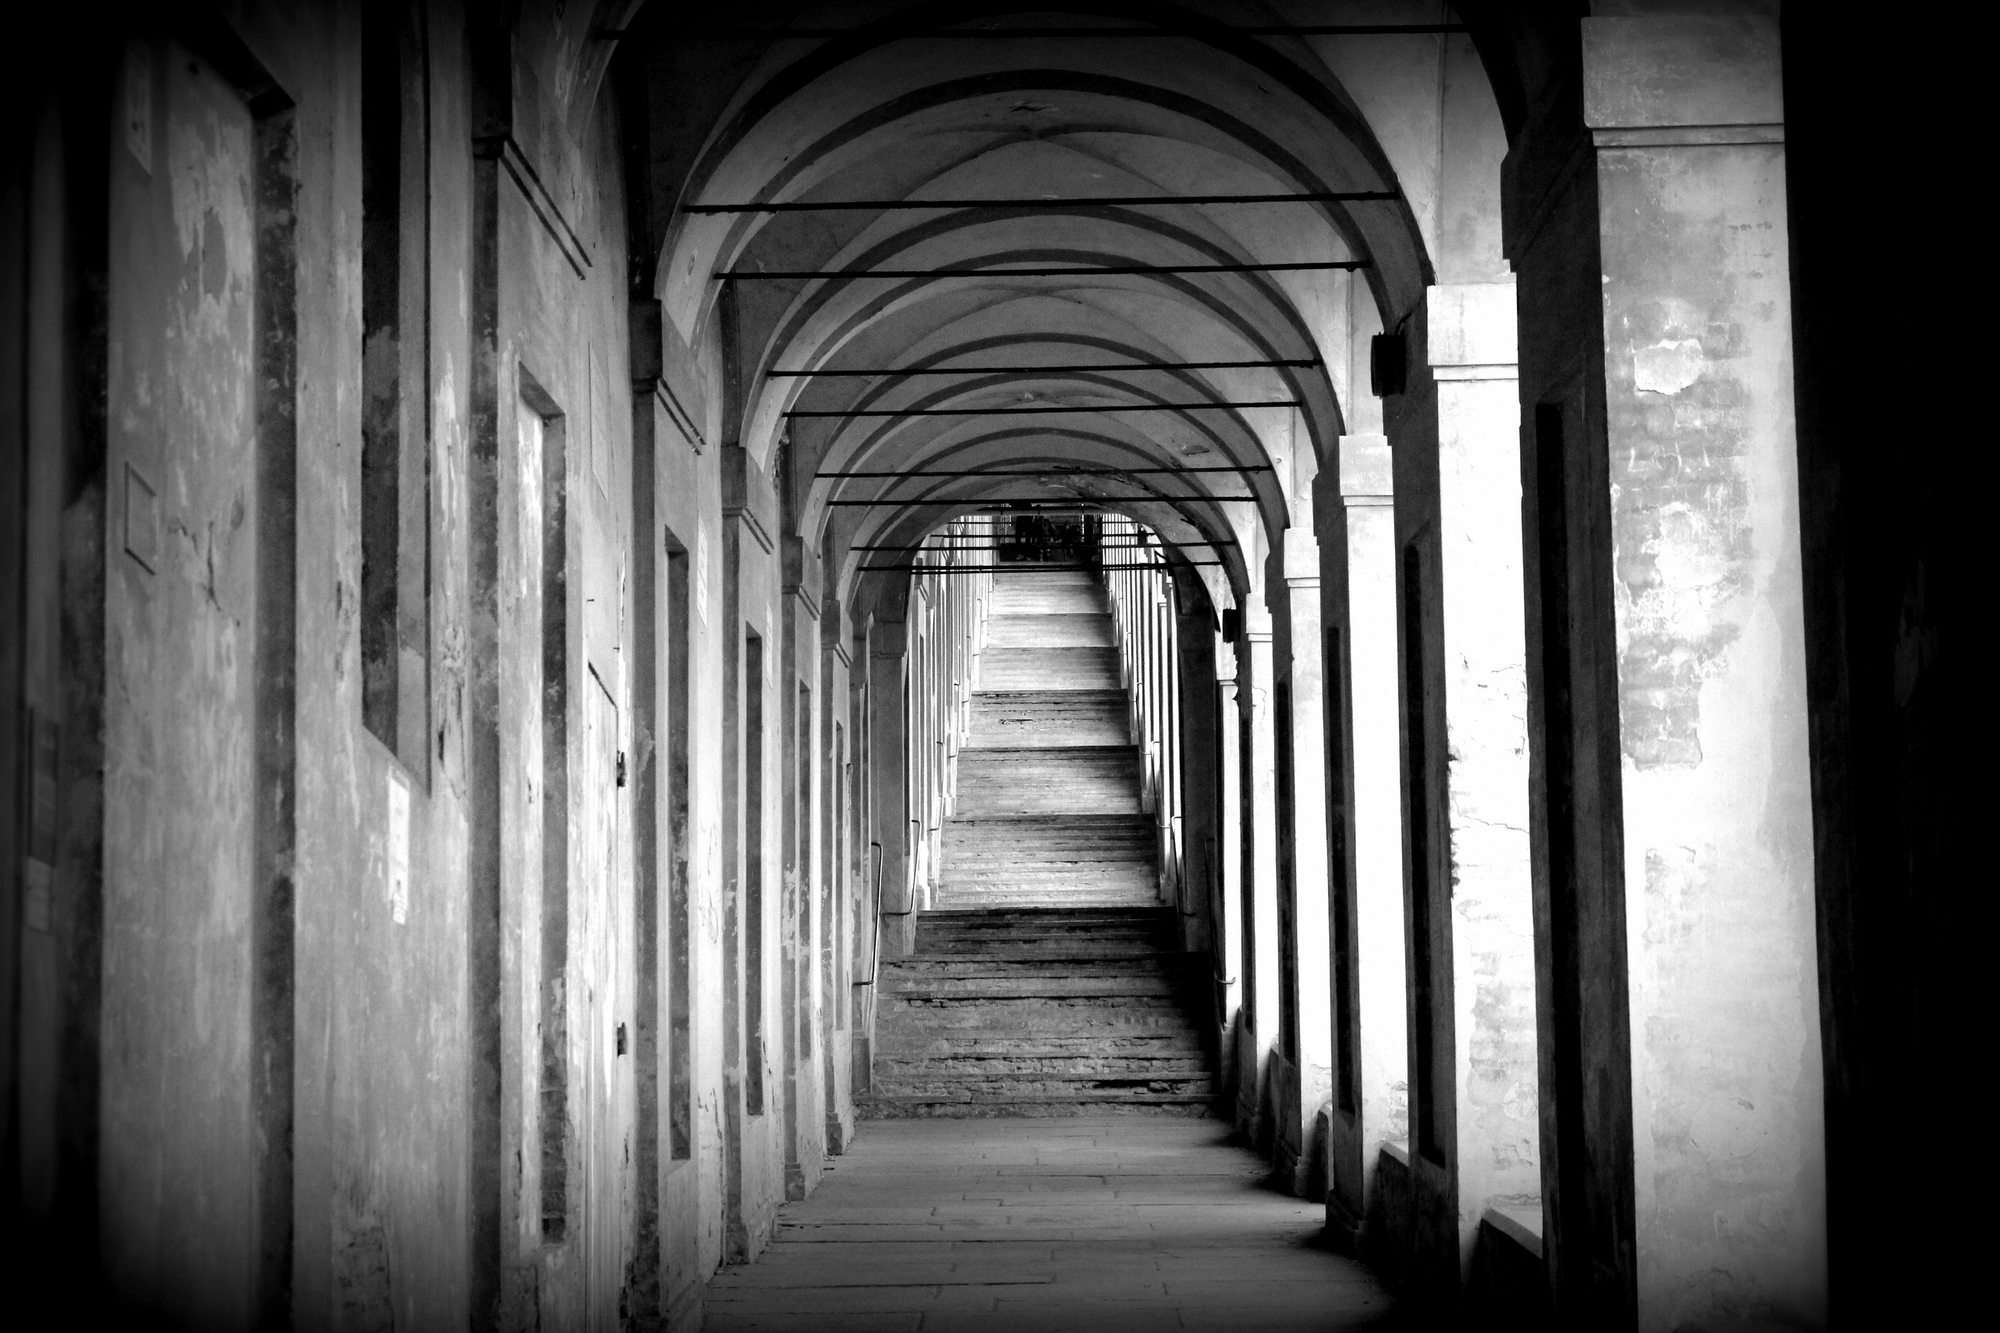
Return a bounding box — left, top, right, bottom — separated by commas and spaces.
1583, 15, 1782, 147
1283, 528, 1320, 588
1338, 434, 1393, 506
1426, 283, 1517, 380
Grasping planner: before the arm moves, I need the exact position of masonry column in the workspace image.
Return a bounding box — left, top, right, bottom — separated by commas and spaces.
1390, 280, 1541, 1296
1212, 636, 1243, 1096
1278, 529, 1334, 1197
1174, 601, 1221, 957
1507, 16, 1825, 1328
866, 611, 912, 959
779, 531, 824, 1202
1234, 601, 1281, 1145
1321, 433, 1409, 1247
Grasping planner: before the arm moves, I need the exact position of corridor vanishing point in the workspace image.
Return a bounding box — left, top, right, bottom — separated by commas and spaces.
0, 4, 1960, 1331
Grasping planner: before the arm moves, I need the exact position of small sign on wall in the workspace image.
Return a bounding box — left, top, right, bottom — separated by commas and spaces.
386, 768, 410, 925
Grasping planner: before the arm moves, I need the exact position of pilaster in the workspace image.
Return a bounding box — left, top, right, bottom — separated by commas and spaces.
1322, 434, 1409, 1249
1235, 604, 1280, 1145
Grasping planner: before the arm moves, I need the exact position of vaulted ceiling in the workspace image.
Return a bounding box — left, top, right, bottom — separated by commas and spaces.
615, 3, 1491, 614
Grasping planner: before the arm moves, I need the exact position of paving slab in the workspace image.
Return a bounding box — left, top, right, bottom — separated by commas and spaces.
705, 1117, 1401, 1332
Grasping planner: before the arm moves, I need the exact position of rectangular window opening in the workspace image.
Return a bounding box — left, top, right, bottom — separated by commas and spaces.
1275, 679, 1299, 1064
359, 0, 429, 766
745, 628, 766, 1116
518, 380, 569, 1241
665, 536, 693, 1161
831, 720, 846, 1032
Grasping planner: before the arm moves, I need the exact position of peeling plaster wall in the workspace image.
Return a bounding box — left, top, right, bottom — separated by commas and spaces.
1505, 14, 1826, 1329
101, 41, 263, 1325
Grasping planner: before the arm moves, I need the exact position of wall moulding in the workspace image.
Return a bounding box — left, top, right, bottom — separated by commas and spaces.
727, 505, 775, 555
487, 135, 591, 278
652, 377, 706, 453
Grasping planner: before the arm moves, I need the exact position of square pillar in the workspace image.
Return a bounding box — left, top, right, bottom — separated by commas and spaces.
1322, 434, 1409, 1245
1277, 529, 1334, 1196
1509, 17, 1826, 1329
1213, 639, 1244, 1100
865, 617, 910, 960
1391, 280, 1541, 1295
1235, 603, 1281, 1145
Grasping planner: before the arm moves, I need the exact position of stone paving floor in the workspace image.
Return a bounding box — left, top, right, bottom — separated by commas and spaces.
706, 1117, 1402, 1332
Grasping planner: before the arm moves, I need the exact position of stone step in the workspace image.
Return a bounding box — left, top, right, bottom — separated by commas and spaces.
914, 907, 1169, 945
989, 580, 1106, 616
942, 816, 1155, 856
873, 1074, 1219, 1100
932, 888, 1161, 910
874, 1032, 1206, 1058
876, 999, 1198, 1034
886, 954, 1193, 978
880, 972, 1184, 1001
952, 749, 1143, 814
982, 612, 1116, 648
976, 647, 1121, 691
902, 943, 1168, 963
856, 1092, 1218, 1119
918, 906, 1170, 927
966, 690, 1130, 748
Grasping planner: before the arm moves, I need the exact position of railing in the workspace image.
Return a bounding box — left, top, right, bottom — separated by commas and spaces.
853, 840, 900, 992
904, 516, 995, 913
1099, 515, 1186, 910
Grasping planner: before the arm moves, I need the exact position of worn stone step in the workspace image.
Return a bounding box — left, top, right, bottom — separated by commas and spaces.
943, 811, 1154, 840
873, 1076, 1219, 1101
876, 1000, 1198, 1033
966, 690, 1131, 748
952, 751, 1144, 815
875, 1053, 1209, 1076
874, 1032, 1206, 1057
918, 907, 1170, 927
982, 612, 1116, 648
976, 647, 1121, 691
988, 580, 1106, 617
856, 1092, 1218, 1119
886, 955, 1183, 979
914, 910, 1170, 948
932, 888, 1161, 910
880, 972, 1184, 1000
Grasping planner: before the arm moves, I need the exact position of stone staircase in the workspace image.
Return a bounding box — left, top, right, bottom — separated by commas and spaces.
864, 907, 1217, 1117
939, 569, 1156, 910
861, 569, 1216, 1119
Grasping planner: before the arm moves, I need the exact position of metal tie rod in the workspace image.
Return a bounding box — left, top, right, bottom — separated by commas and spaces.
717, 260, 1366, 280
769, 358, 1320, 376
684, 191, 1396, 214
864, 562, 1224, 573
849, 541, 1234, 551
678, 25, 1467, 38
817, 466, 1273, 477
788, 401, 1299, 418
821, 494, 1250, 506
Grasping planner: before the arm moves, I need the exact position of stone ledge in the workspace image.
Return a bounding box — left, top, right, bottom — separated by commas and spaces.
1469, 1202, 1549, 1327
1481, 1202, 1543, 1259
